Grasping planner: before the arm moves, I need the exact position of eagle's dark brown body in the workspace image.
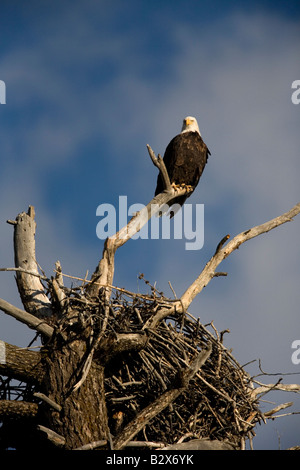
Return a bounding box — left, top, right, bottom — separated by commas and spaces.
155, 130, 210, 214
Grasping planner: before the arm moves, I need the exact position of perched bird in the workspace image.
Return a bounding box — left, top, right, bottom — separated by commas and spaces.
155, 116, 210, 217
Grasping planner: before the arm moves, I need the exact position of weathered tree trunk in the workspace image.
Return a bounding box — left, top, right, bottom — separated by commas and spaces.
3, 207, 112, 449
41, 339, 109, 449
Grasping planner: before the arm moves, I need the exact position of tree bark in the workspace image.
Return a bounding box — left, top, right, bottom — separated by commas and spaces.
0, 400, 38, 418
40, 331, 109, 449
0, 340, 43, 384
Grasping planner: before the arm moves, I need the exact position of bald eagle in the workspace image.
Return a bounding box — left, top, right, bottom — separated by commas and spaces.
155, 116, 210, 217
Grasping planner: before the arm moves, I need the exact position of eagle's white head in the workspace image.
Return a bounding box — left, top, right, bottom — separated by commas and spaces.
181, 116, 201, 135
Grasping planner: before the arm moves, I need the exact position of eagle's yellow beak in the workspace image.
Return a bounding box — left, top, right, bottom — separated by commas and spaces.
185, 118, 192, 126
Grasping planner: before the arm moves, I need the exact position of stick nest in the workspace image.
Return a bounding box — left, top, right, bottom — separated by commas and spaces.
0, 277, 263, 449
97, 280, 262, 449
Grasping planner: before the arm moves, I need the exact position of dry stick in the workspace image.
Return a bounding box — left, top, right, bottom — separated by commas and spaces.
36, 425, 66, 448
74, 440, 108, 450
251, 383, 300, 398
264, 402, 294, 418
0, 298, 54, 338
125, 440, 165, 449
180, 202, 300, 310
33, 392, 62, 412
0, 267, 49, 280
113, 342, 212, 450
265, 411, 300, 420
146, 144, 171, 190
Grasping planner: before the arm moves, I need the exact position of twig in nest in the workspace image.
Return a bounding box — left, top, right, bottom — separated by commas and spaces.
113, 343, 212, 450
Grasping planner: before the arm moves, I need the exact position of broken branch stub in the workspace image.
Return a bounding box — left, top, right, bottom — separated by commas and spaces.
12, 206, 52, 318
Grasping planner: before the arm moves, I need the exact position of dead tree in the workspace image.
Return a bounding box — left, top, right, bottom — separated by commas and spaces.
0, 146, 300, 450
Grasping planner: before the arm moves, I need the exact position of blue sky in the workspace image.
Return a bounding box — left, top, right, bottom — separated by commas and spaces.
0, 0, 300, 449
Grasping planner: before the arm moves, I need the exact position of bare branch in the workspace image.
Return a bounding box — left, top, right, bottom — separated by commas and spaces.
162, 439, 235, 450
125, 440, 165, 449
0, 340, 43, 384
146, 144, 171, 190
74, 439, 108, 450
33, 393, 62, 412
0, 399, 38, 418
37, 425, 66, 447
0, 266, 48, 280
264, 402, 294, 418
251, 383, 300, 398
0, 298, 54, 338
181, 202, 300, 310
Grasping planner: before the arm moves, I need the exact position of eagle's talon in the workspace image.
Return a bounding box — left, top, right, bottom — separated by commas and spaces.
171, 182, 181, 192
174, 183, 194, 193
185, 184, 193, 193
